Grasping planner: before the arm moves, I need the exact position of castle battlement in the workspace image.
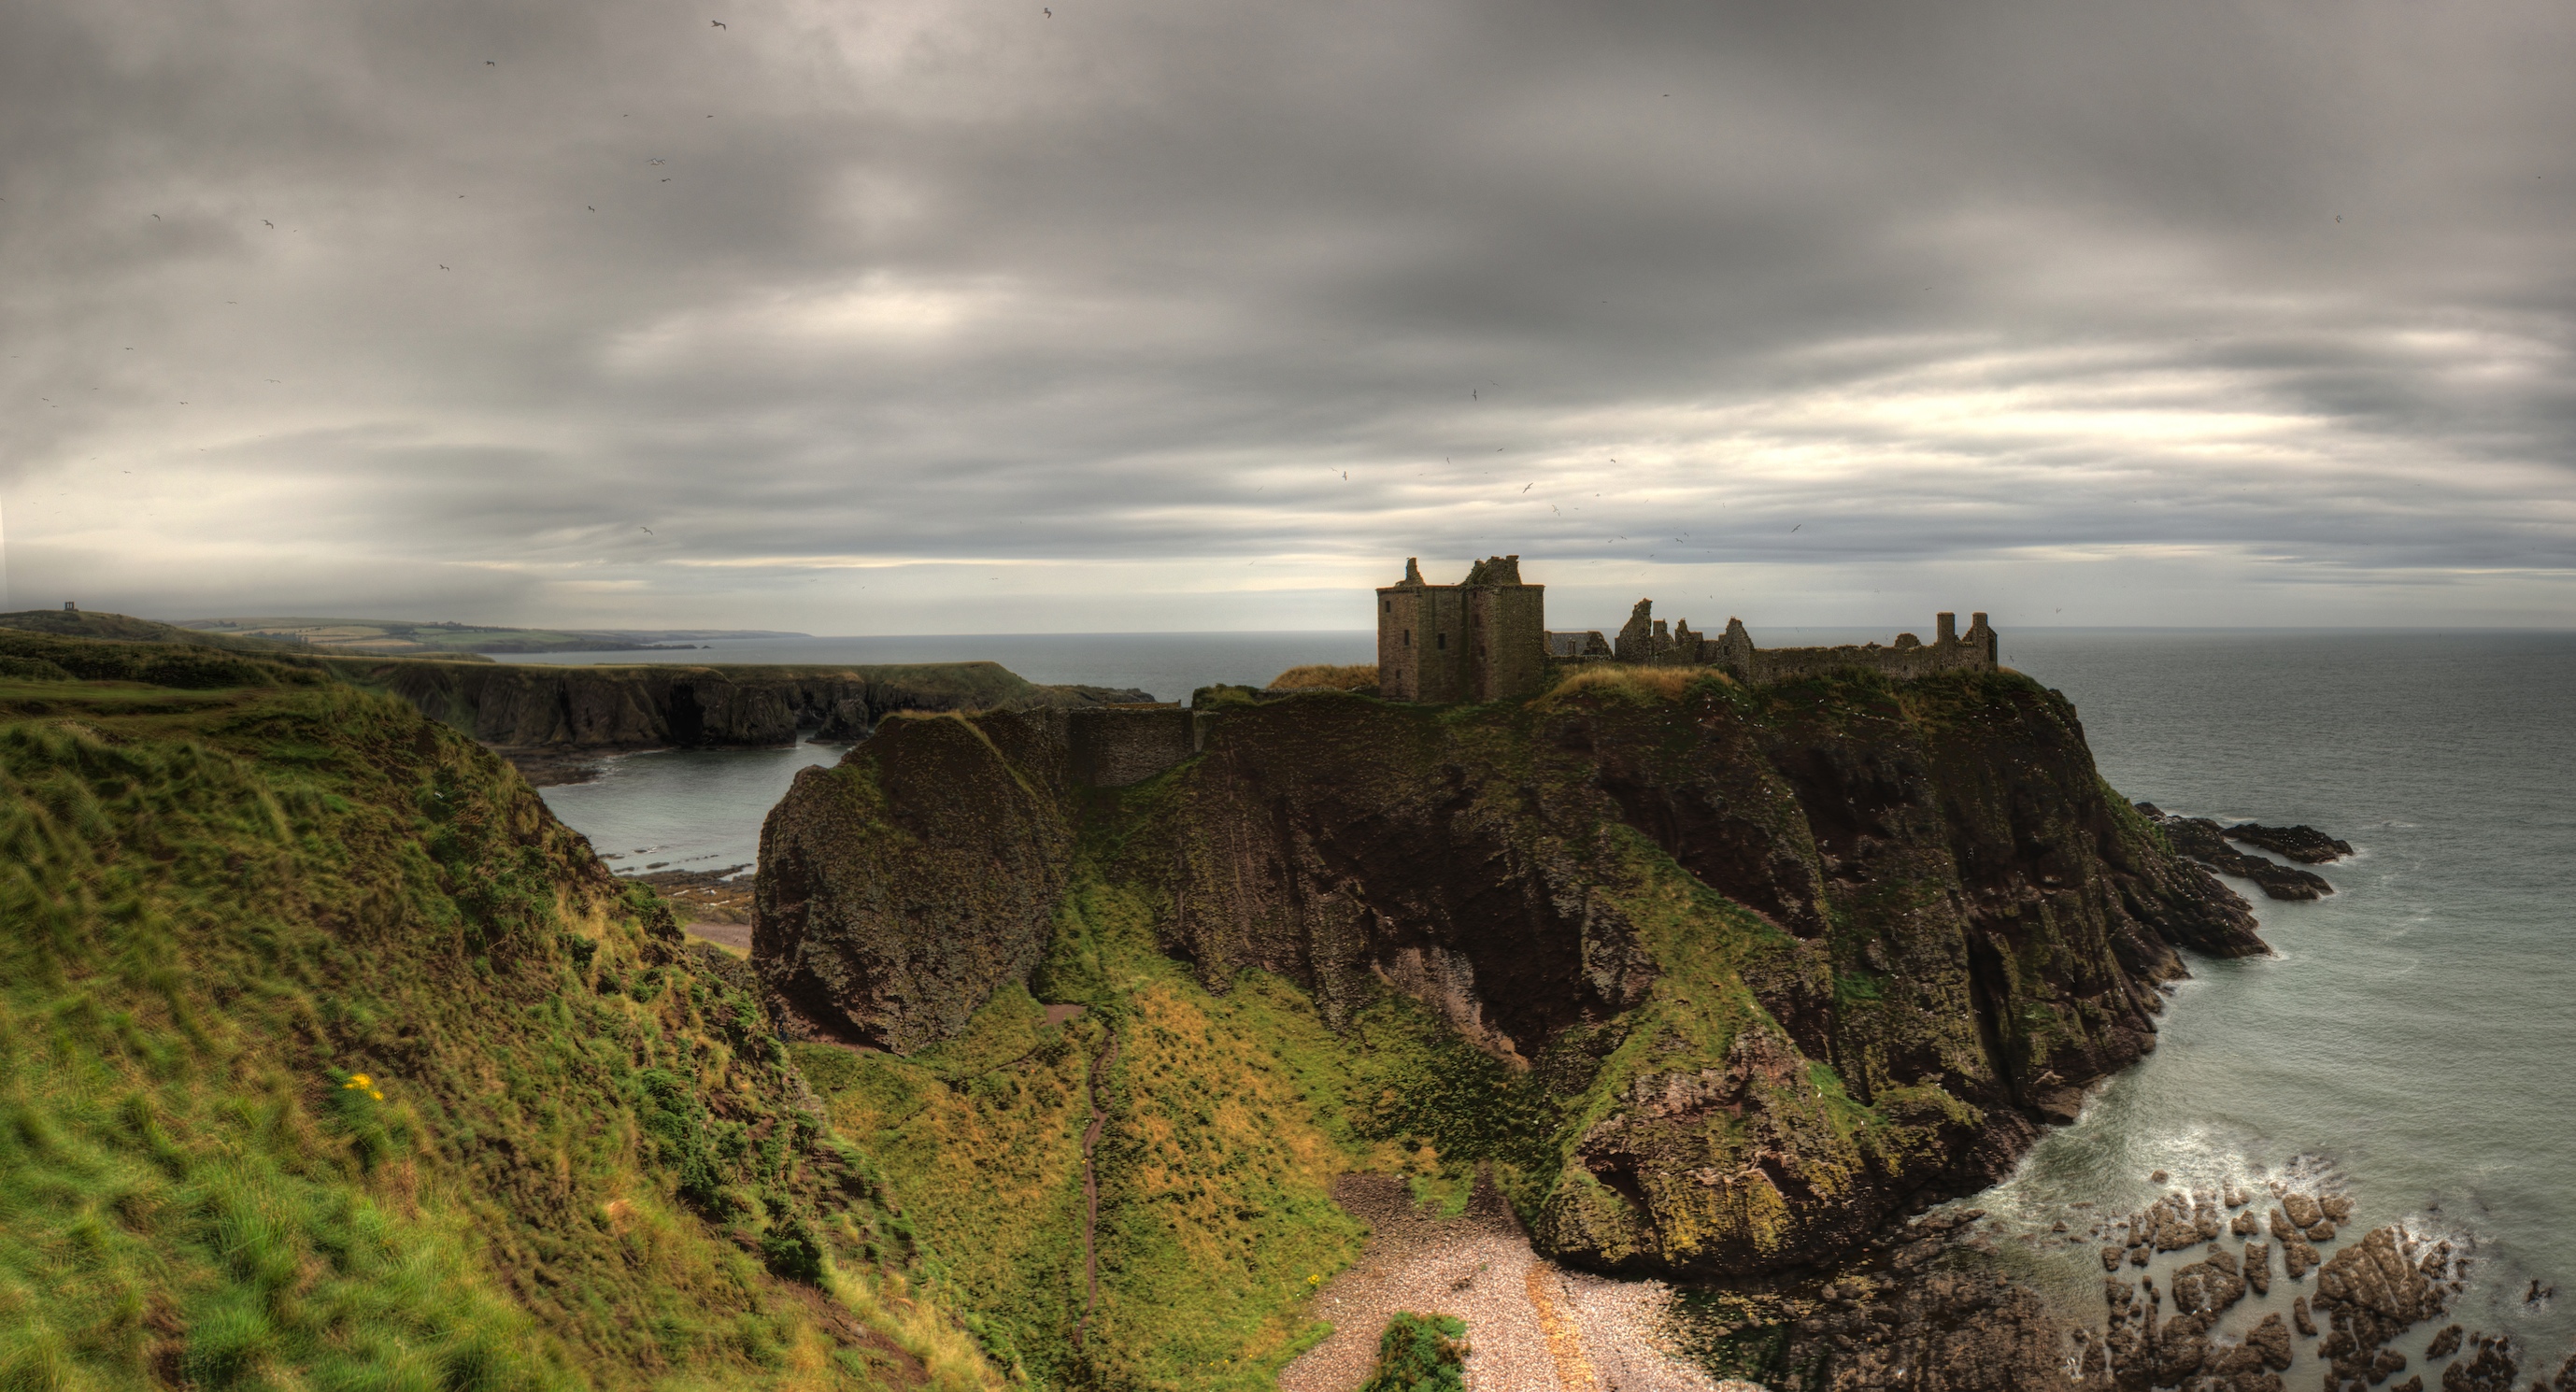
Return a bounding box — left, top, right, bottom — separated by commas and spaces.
1376, 554, 1999, 701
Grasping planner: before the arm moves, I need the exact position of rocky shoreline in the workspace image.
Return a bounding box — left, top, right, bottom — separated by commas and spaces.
1691, 1172, 2576, 1392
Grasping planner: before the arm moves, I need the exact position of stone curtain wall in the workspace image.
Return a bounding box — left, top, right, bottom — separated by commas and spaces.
1066, 706, 1203, 788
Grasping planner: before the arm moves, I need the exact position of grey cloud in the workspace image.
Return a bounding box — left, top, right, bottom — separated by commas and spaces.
3, 0, 2571, 627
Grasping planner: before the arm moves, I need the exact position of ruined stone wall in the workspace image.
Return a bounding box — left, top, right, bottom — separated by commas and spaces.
1606, 603, 2000, 684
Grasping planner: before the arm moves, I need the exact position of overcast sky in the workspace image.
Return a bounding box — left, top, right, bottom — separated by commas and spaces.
4, 0, 2571, 633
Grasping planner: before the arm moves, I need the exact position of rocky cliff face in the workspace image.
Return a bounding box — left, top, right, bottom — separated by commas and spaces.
751, 668, 2264, 1280
351, 657, 1149, 756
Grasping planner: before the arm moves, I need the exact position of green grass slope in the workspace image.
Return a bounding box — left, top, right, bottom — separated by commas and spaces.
0, 611, 315, 657
793, 866, 1545, 1390
0, 649, 999, 1392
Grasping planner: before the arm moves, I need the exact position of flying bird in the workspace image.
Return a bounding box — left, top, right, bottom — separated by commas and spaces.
711, 19, 726, 26
263, 220, 273, 228
1045, 7, 1052, 13
486, 60, 495, 65
1522, 483, 1532, 492
641, 526, 654, 534
1789, 524, 1800, 533
438, 264, 449, 270
588, 206, 595, 210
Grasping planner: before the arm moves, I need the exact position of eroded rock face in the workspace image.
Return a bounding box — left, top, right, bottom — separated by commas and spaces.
753, 711, 1076, 1053
753, 675, 2267, 1280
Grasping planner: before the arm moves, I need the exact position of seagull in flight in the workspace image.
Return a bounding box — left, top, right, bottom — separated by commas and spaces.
711, 19, 726, 27
263, 220, 273, 228
1789, 524, 1800, 533
641, 525, 654, 534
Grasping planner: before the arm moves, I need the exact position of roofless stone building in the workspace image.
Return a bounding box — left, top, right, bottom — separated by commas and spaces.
1375, 554, 1999, 702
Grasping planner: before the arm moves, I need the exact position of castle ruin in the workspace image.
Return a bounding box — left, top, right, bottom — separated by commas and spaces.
1376, 555, 1548, 702
1376, 554, 1999, 701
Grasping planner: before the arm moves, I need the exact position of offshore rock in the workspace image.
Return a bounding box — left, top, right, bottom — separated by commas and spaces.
755, 674, 2268, 1279
2313, 1227, 2454, 1388
2151, 815, 2335, 901
2224, 822, 2354, 863
2441, 1334, 2518, 1392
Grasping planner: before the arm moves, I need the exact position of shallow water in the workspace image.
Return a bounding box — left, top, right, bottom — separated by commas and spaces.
530, 629, 2576, 1374
535, 735, 841, 878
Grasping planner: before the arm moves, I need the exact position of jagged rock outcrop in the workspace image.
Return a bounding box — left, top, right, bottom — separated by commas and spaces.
754, 711, 1077, 1052
2142, 810, 2336, 901
753, 670, 2267, 1279
2224, 822, 2353, 863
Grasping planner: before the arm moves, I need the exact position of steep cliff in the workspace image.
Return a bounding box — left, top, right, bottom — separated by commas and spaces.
346, 656, 1151, 755
754, 665, 2262, 1292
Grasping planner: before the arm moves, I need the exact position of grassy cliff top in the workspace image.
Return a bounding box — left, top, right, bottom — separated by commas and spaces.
0, 641, 1001, 1392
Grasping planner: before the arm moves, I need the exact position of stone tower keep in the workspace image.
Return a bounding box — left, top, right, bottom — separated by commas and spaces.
1376, 555, 1547, 703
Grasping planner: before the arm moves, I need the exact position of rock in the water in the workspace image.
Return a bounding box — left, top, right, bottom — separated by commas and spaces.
2284, 1239, 2319, 1280
2271, 1207, 2298, 1241
2101, 1244, 2125, 1271
2244, 1241, 2271, 1295
2320, 1193, 2355, 1223
2156, 816, 2336, 899
2441, 1334, 2518, 1392
2171, 1248, 2249, 1319
2316, 1226, 2448, 1327
2151, 1169, 2170, 1184
2283, 1192, 2325, 1229
2391, 1377, 2424, 1392
2237, 1312, 2294, 1371
2224, 821, 2355, 863
2427, 1325, 2462, 1359
2307, 1219, 2337, 1243
2293, 1295, 2317, 1337
2231, 1208, 2262, 1236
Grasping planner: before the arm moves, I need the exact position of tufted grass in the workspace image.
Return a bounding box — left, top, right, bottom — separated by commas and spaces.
0, 663, 999, 1392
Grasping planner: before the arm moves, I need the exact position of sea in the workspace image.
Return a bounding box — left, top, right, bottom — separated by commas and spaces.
524, 629, 2576, 1372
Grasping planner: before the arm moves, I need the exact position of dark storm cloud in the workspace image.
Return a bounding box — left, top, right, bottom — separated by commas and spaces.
3, 0, 2571, 628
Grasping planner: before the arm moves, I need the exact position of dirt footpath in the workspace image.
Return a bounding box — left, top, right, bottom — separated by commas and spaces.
1279, 1174, 1757, 1392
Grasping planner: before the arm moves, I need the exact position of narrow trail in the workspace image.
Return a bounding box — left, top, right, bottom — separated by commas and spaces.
1072, 1023, 1121, 1350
